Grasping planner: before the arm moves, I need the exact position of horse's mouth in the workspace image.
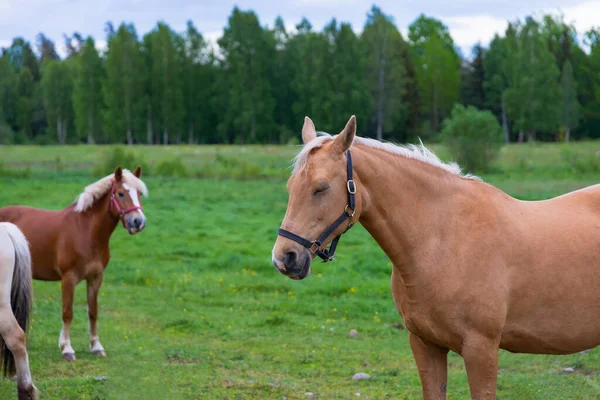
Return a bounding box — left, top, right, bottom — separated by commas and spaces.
289, 259, 311, 280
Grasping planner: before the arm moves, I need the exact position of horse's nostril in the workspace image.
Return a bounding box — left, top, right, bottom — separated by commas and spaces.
133, 218, 141, 228
284, 251, 297, 267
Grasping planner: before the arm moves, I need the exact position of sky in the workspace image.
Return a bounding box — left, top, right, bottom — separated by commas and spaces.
1, 0, 599, 57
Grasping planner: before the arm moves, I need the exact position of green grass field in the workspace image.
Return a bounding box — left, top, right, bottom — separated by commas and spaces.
1, 143, 600, 399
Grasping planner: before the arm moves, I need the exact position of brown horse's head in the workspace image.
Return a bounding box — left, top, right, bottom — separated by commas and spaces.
110, 166, 147, 235
272, 115, 362, 280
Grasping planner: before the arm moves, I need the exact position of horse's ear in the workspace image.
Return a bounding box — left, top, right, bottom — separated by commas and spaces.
302, 116, 317, 144
133, 166, 142, 178
114, 166, 123, 182
332, 115, 356, 154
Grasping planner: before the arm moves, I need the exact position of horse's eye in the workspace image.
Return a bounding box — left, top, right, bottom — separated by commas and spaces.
118, 192, 125, 198
313, 185, 330, 196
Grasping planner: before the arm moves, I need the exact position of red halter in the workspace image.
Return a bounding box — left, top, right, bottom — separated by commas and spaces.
110, 182, 143, 227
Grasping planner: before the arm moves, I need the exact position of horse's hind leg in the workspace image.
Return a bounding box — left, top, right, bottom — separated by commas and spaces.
87, 272, 106, 356
58, 273, 77, 361
0, 305, 39, 400
409, 332, 449, 400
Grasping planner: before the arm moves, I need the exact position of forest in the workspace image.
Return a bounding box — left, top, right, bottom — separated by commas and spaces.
0, 6, 597, 145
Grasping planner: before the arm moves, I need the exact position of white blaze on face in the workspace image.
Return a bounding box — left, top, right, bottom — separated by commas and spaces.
123, 183, 145, 218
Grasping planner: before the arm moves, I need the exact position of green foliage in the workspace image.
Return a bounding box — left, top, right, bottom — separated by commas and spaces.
155, 158, 189, 177
560, 147, 600, 174
504, 18, 562, 140
41, 60, 74, 144
560, 59, 580, 141
409, 15, 461, 132
93, 146, 151, 177
441, 104, 503, 172
146, 22, 185, 144
461, 44, 486, 109
73, 37, 104, 144
3, 8, 600, 144
361, 6, 407, 141
103, 23, 146, 144
218, 8, 276, 143
0, 56, 17, 125
16, 67, 34, 138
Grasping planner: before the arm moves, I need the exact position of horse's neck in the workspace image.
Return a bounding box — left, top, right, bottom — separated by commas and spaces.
354, 146, 470, 285
72, 193, 119, 246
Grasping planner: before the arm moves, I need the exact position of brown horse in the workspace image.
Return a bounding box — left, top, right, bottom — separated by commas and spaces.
0, 166, 147, 361
272, 116, 600, 399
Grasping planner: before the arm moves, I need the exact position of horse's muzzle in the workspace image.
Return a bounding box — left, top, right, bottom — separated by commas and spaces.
126, 216, 146, 235
272, 249, 311, 280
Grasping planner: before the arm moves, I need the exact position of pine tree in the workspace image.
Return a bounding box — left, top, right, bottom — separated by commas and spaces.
0, 56, 17, 129
36, 33, 60, 63
461, 44, 486, 109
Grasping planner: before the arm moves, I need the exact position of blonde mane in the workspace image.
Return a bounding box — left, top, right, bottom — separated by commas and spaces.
74, 170, 148, 212
293, 133, 481, 181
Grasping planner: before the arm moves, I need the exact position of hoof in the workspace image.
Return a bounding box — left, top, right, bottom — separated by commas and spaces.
92, 349, 107, 357
18, 384, 39, 400
62, 352, 76, 362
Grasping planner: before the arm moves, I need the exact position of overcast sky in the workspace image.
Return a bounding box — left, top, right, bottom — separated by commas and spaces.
1, 0, 599, 57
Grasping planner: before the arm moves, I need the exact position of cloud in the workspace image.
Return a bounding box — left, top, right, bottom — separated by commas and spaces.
294, 0, 363, 6
557, 1, 600, 35
445, 15, 509, 55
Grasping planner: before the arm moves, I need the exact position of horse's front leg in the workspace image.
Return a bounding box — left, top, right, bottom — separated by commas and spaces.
87, 272, 106, 356
461, 334, 500, 400
59, 272, 78, 361
409, 332, 449, 400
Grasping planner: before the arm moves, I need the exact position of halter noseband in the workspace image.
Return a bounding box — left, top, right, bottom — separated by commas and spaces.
110, 181, 143, 227
278, 150, 356, 263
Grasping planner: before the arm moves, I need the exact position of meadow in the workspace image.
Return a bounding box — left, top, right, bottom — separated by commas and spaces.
1, 142, 600, 399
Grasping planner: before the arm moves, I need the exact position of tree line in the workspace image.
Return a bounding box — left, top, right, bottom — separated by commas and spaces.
0, 6, 598, 145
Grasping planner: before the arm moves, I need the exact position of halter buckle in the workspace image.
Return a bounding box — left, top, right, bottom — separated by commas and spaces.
347, 180, 356, 194
309, 241, 320, 253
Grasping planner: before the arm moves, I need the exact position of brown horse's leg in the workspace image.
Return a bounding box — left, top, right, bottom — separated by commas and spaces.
409, 332, 449, 400
0, 306, 39, 399
87, 273, 106, 356
59, 273, 77, 361
461, 335, 499, 400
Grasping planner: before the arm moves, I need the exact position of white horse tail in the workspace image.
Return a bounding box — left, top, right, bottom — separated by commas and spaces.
0, 222, 33, 377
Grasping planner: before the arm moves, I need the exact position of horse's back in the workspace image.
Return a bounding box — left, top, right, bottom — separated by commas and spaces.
0, 205, 65, 281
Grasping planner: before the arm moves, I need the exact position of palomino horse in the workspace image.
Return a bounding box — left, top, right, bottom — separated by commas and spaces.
0, 166, 147, 361
272, 116, 600, 399
0, 223, 38, 399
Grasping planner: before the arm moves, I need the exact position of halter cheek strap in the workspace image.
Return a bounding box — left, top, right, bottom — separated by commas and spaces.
110, 182, 143, 227
278, 150, 356, 263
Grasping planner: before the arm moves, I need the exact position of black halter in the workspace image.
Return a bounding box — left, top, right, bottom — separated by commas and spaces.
278, 150, 356, 263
